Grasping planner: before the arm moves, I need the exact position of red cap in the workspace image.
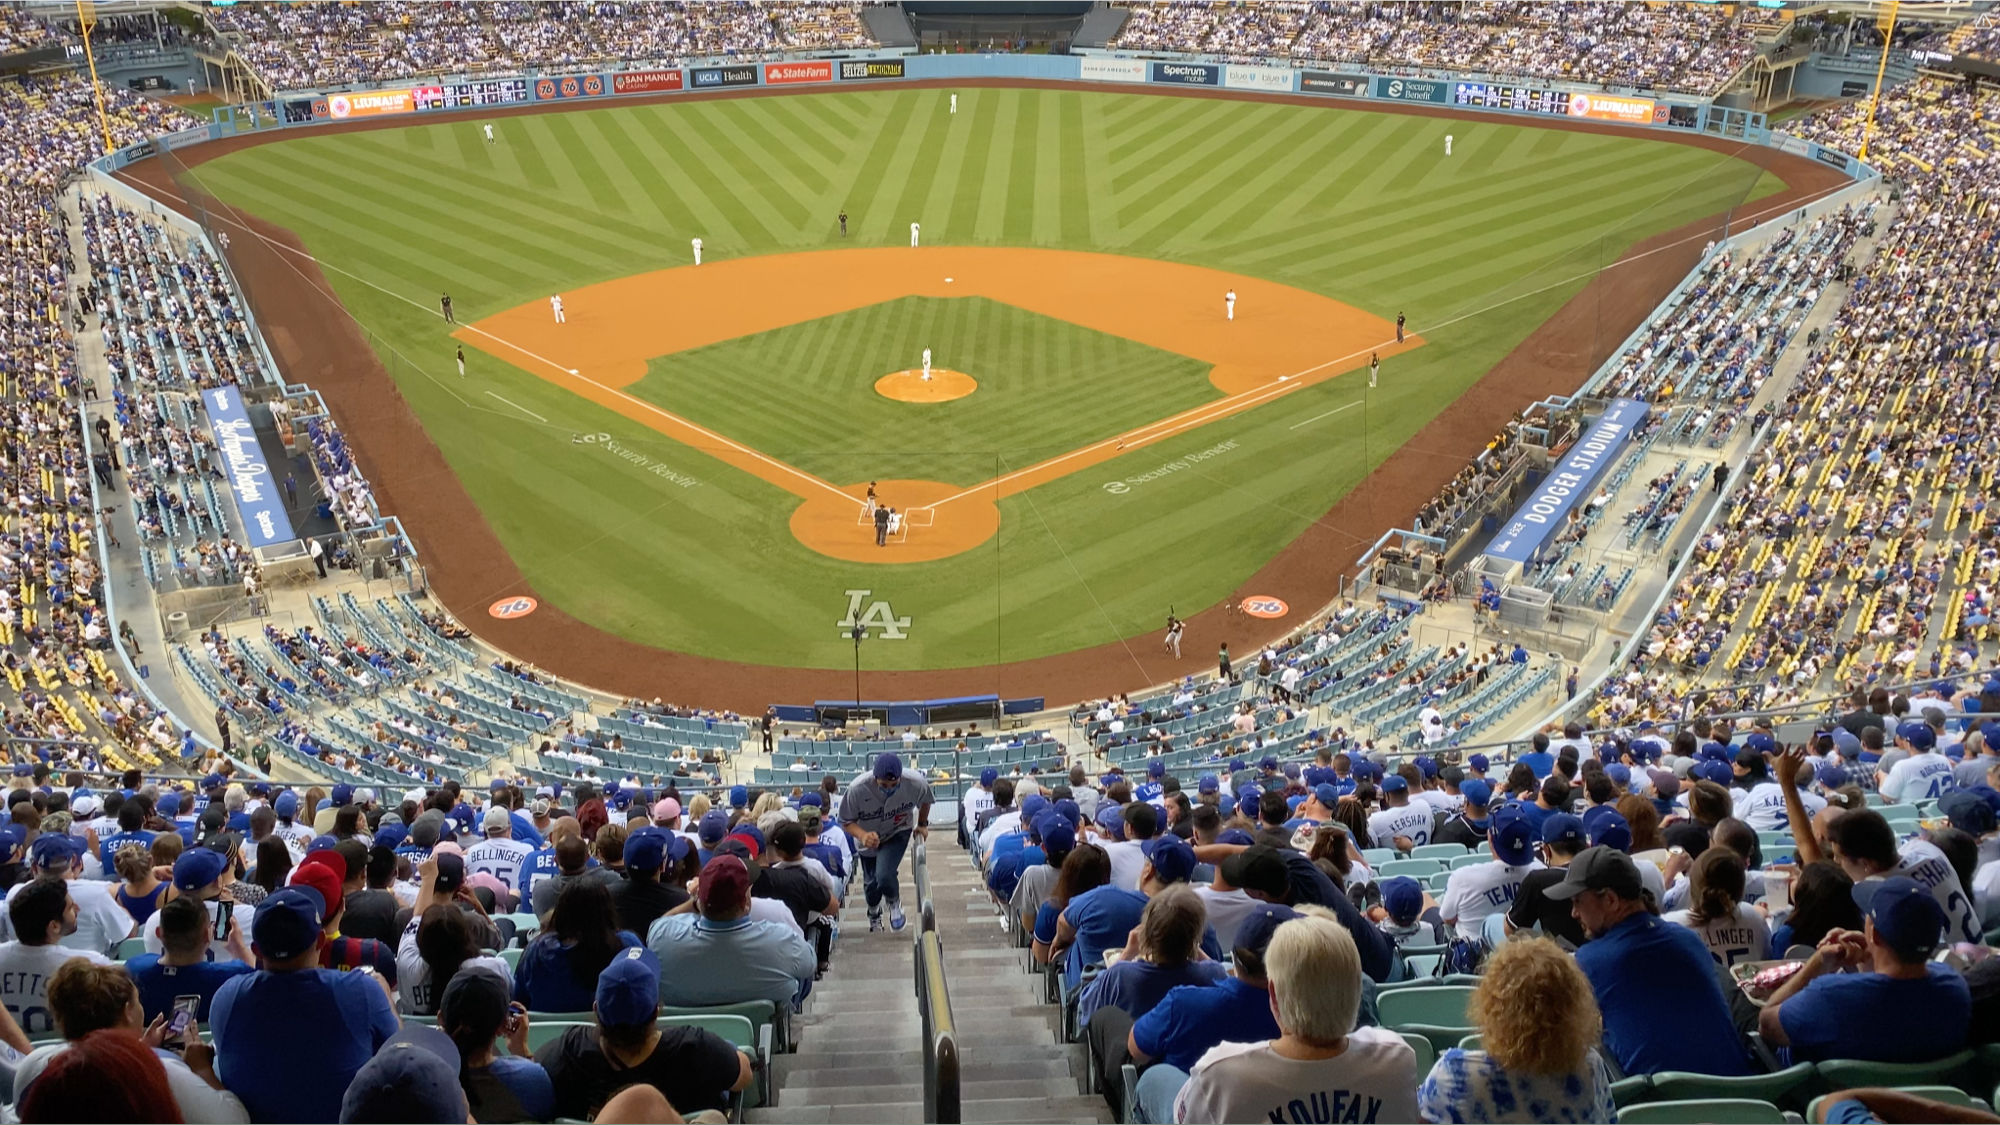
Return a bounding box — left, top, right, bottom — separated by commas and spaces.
697, 855, 751, 912
292, 854, 346, 919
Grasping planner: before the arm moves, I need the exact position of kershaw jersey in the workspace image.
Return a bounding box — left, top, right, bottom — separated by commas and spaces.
1896, 838, 1980, 944
1366, 804, 1434, 850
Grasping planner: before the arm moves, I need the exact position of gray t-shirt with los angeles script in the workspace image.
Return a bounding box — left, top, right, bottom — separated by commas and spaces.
839, 774, 932, 852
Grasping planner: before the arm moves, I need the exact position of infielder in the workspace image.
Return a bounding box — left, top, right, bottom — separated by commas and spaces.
456, 345, 466, 379
483, 123, 494, 144
1445, 134, 1453, 156
910, 221, 920, 248
950, 93, 958, 115
550, 294, 566, 324
691, 236, 703, 266
1369, 351, 1380, 388
1165, 615, 1184, 658
1225, 289, 1236, 321
865, 481, 878, 515
921, 348, 932, 381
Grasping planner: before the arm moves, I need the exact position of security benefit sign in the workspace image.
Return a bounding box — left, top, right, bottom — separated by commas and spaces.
1485, 398, 1650, 564
203, 385, 299, 549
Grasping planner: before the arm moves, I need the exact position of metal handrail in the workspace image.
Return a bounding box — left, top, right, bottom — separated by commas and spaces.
915, 929, 960, 1124
912, 837, 937, 936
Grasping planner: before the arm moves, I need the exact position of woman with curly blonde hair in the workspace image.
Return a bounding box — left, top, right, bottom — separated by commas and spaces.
1417, 938, 1614, 1123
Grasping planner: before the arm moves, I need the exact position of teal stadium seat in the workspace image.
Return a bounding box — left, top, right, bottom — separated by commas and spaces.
1617, 1098, 1784, 1124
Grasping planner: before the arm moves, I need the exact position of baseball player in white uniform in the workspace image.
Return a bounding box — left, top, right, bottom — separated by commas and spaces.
483, 123, 494, 144
950, 94, 958, 115
910, 222, 920, 248
692, 237, 703, 266
886, 509, 903, 538
550, 294, 565, 324
1224, 289, 1236, 321
921, 348, 932, 381
1369, 352, 1380, 388
1445, 134, 1453, 156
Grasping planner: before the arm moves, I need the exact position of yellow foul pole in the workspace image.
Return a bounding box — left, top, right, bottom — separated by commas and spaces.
75, 0, 113, 156
1858, 0, 1900, 163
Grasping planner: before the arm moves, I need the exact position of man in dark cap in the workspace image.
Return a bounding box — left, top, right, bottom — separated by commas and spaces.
839, 753, 931, 933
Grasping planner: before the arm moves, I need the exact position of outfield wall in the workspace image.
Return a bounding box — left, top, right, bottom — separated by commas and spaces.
100, 52, 1865, 183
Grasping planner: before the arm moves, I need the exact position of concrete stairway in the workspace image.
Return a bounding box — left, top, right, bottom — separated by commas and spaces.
748, 839, 1111, 1124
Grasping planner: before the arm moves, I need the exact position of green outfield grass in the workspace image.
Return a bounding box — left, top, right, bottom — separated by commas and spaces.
191, 86, 1788, 671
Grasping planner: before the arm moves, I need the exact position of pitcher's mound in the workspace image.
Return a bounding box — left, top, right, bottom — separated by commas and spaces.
876, 369, 976, 403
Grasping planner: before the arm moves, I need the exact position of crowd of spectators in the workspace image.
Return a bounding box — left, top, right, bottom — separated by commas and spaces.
1607, 76, 1997, 724
0, 5, 55, 54
203, 1, 876, 91
1113, 1, 1760, 95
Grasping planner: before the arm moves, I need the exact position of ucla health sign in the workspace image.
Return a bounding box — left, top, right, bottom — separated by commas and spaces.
1151, 62, 1220, 86
1485, 398, 1650, 564
204, 385, 298, 548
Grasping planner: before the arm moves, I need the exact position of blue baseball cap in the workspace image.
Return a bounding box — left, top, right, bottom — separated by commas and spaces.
1606, 763, 1631, 787
330, 784, 354, 806
1019, 794, 1049, 826
698, 810, 730, 845
1216, 828, 1256, 846
1260, 756, 1279, 772
1052, 798, 1081, 827
173, 846, 229, 891
1380, 876, 1424, 922
1413, 755, 1438, 779
273, 791, 299, 819
1037, 815, 1075, 855
728, 784, 748, 808
1313, 783, 1339, 808
28, 834, 78, 872
979, 767, 998, 786
1381, 775, 1409, 794
1232, 903, 1301, 957
1745, 732, 1777, 756
372, 822, 408, 851
595, 946, 661, 1025
873, 753, 903, 781
1815, 761, 1849, 790
252, 887, 325, 960
1542, 813, 1586, 848
158, 793, 181, 817
1461, 779, 1493, 809
1148, 836, 1197, 885
1586, 810, 1633, 853
1903, 723, 1938, 751
1700, 760, 1734, 786
1147, 759, 1166, 779
1238, 792, 1260, 818
1490, 804, 1535, 865
1467, 754, 1489, 773
1939, 790, 1997, 836
1854, 876, 1948, 960
624, 827, 670, 872
1197, 774, 1219, 795
339, 1024, 464, 1123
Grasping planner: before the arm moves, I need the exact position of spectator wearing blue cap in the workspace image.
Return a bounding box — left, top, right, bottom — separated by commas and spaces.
1367, 775, 1433, 853
1123, 903, 1294, 1121
1078, 883, 1227, 1030
1435, 779, 1496, 850
140, 846, 254, 961
1759, 876, 1971, 1063
1051, 836, 1217, 995
1376, 876, 1446, 950
1953, 730, 2000, 791
1497, 814, 1591, 949
1105, 801, 1162, 891
1011, 815, 1077, 933
1440, 804, 1541, 942
1881, 722, 1956, 803
960, 766, 1000, 850
127, 896, 256, 1026
210, 887, 400, 1122
610, 828, 689, 938
0, 880, 115, 1035
516, 817, 585, 905
840, 753, 933, 933
1733, 745, 1817, 832
536, 945, 752, 1121
0, 834, 135, 955
90, 799, 155, 874
985, 796, 1050, 903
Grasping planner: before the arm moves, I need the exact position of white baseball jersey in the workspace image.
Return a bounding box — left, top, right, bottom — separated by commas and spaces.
1662, 902, 1770, 969
464, 836, 535, 890
1896, 838, 1981, 944
1882, 753, 1957, 803
1732, 781, 1824, 832
1367, 804, 1433, 850
1439, 859, 1541, 940
910, 223, 920, 246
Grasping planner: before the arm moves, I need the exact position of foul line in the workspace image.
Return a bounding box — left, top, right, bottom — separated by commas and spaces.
484, 391, 547, 422
1289, 401, 1362, 430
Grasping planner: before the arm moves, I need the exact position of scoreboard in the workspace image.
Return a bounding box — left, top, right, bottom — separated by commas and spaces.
1452, 83, 1571, 116
416, 78, 531, 110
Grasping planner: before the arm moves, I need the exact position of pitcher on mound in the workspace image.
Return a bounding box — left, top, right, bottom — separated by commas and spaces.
922, 348, 933, 382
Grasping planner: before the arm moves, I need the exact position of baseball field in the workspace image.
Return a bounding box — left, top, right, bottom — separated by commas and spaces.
171, 84, 1799, 684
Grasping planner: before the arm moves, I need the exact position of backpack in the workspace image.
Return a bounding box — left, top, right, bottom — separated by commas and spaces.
1434, 934, 1488, 977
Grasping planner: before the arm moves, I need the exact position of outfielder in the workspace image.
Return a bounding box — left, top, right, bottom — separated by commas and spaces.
456, 346, 466, 379
950, 94, 958, 115
910, 221, 920, 248
1369, 352, 1380, 388
550, 294, 566, 324
921, 348, 932, 382
1225, 289, 1236, 321
483, 123, 494, 144
691, 236, 703, 266
1445, 134, 1453, 156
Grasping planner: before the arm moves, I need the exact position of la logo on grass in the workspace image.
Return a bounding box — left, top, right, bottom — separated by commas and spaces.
838, 589, 911, 640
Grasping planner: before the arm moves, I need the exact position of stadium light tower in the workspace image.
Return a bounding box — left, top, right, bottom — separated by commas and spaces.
74, 0, 114, 156
851, 623, 865, 726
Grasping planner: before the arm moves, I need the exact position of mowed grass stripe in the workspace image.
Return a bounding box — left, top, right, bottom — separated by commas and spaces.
812, 94, 903, 239
701, 101, 819, 235
739, 96, 845, 174
946, 92, 1000, 238
585, 109, 684, 233
514, 115, 595, 202
849, 92, 925, 242
1173, 110, 1370, 246
627, 109, 753, 249
972, 92, 1021, 243
918, 89, 982, 243
1125, 104, 1352, 251
1103, 96, 1218, 171
1057, 93, 1093, 247
652, 107, 792, 244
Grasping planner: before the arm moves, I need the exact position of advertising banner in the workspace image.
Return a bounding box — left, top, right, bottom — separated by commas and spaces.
765, 60, 833, 85
534, 73, 607, 101
1813, 145, 1853, 171
1452, 82, 1570, 116
1299, 70, 1368, 96
203, 385, 298, 549
1566, 92, 1654, 124
1223, 64, 1293, 92
1151, 61, 1220, 86
691, 65, 757, 89
1080, 57, 1146, 83
1374, 76, 1449, 104
320, 89, 417, 119
1486, 398, 1649, 564
839, 59, 905, 80
612, 69, 684, 95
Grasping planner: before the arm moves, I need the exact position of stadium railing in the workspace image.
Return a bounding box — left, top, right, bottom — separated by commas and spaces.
916, 927, 960, 1125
